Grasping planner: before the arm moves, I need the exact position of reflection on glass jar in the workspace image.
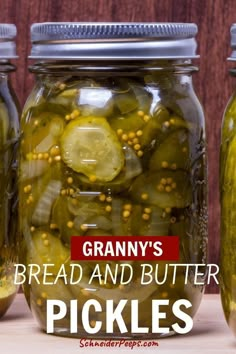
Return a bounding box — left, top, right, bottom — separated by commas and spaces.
220, 24, 236, 336
0, 24, 19, 318
19, 22, 208, 338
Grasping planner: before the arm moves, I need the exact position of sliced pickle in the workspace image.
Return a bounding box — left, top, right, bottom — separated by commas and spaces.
20, 164, 63, 223
23, 102, 68, 120
29, 230, 70, 274
29, 276, 73, 329
88, 280, 157, 304
20, 171, 52, 221
139, 116, 162, 147
52, 196, 110, 242
149, 129, 190, 171
19, 74, 207, 336
131, 205, 170, 236
71, 200, 108, 234
109, 111, 145, 132
59, 88, 78, 98
60, 116, 124, 182
111, 198, 132, 236
130, 84, 152, 113
113, 90, 138, 114
30, 276, 73, 304
67, 194, 97, 216
130, 170, 191, 208
22, 110, 65, 155
76, 144, 142, 193
85, 229, 112, 236
152, 104, 170, 123
32, 180, 62, 226
139, 104, 186, 148
19, 160, 49, 182
52, 196, 81, 243
148, 104, 188, 137
48, 86, 78, 106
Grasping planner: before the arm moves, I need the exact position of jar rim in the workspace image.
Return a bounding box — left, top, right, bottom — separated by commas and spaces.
29, 22, 199, 60
28, 60, 198, 75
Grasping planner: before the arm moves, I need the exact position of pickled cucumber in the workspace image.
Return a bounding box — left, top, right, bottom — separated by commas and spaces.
60, 117, 125, 182
0, 94, 19, 317
19, 73, 207, 337
22, 110, 65, 156
75, 144, 142, 193
220, 133, 236, 334
114, 90, 138, 114
131, 205, 170, 236
130, 171, 191, 208
109, 111, 145, 132
149, 129, 190, 171
29, 230, 70, 274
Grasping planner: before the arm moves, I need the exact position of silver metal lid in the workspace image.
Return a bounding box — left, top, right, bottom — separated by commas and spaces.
30, 22, 199, 60
0, 24, 17, 59
228, 24, 236, 61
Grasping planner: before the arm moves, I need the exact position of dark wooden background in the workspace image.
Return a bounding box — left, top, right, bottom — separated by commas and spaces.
1, 0, 235, 293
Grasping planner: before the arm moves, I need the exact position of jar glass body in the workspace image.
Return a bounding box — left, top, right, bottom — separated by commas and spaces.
220, 72, 236, 335
19, 60, 208, 338
0, 62, 19, 317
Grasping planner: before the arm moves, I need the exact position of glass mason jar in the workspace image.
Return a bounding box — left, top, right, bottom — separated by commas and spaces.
220, 24, 236, 336
19, 23, 208, 338
0, 24, 19, 317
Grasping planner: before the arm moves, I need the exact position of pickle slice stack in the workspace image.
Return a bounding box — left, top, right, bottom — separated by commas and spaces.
19, 75, 207, 336
221, 131, 236, 334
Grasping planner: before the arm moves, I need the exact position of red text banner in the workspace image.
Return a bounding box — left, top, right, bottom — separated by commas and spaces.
71, 236, 179, 261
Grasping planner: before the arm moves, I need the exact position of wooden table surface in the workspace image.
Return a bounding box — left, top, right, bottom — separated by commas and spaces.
0, 294, 235, 353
